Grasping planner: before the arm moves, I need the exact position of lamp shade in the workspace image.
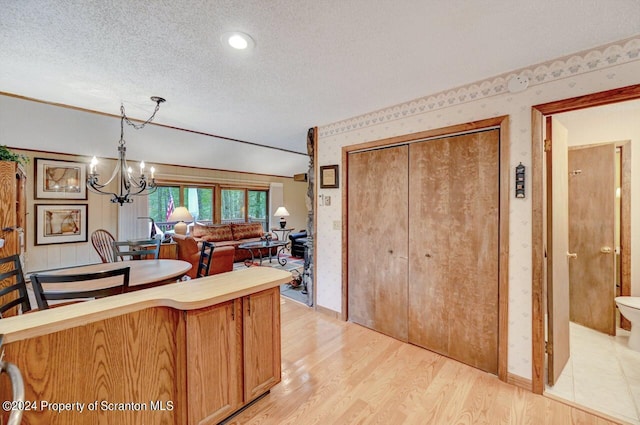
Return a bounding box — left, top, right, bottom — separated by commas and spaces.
169, 206, 193, 222
274, 206, 290, 217
169, 206, 193, 235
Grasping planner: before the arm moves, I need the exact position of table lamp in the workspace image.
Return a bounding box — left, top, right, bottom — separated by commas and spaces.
274, 206, 290, 229
169, 206, 194, 235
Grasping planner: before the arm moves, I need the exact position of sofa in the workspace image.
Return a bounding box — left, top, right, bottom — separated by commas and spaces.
172, 234, 235, 279
189, 222, 278, 263
288, 230, 308, 258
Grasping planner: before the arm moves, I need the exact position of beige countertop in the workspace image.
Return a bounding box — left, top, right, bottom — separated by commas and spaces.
0, 267, 292, 343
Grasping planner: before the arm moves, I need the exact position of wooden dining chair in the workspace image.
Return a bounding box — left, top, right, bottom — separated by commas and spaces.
0, 254, 32, 318
196, 241, 216, 278
112, 239, 161, 261
30, 267, 131, 310
91, 229, 116, 263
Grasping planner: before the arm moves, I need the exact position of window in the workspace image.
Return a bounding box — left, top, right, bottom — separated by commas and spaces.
150, 184, 268, 232
248, 190, 267, 228
149, 185, 214, 232
148, 186, 180, 232
182, 187, 213, 222
221, 189, 245, 223
221, 188, 269, 230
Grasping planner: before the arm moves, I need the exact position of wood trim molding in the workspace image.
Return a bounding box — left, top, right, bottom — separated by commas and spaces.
342, 116, 507, 155
531, 83, 640, 395
315, 304, 341, 320
531, 108, 545, 394
341, 144, 349, 321
342, 115, 510, 381
507, 373, 533, 392
620, 141, 632, 330
543, 392, 629, 424
533, 84, 640, 115
312, 126, 319, 310
1, 92, 307, 158
498, 116, 511, 382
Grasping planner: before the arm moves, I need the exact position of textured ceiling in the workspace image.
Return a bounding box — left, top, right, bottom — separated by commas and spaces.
1, 0, 640, 168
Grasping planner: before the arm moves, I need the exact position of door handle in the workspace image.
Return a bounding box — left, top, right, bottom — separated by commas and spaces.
600, 246, 612, 254
567, 252, 577, 259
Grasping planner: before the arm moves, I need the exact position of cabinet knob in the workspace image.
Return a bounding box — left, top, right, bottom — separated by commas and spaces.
600, 246, 612, 254
567, 252, 577, 259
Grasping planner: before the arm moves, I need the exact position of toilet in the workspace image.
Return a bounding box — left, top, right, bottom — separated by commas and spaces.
615, 297, 640, 351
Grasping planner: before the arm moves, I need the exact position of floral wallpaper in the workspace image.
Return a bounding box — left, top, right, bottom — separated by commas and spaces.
315, 36, 640, 380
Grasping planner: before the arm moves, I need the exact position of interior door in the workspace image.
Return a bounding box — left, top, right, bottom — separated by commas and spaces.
347, 145, 409, 340
408, 130, 499, 374
568, 144, 616, 335
547, 116, 570, 386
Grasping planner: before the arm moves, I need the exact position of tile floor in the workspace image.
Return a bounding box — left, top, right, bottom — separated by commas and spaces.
546, 322, 640, 424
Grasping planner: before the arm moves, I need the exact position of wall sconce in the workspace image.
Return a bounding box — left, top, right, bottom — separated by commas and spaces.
515, 162, 525, 198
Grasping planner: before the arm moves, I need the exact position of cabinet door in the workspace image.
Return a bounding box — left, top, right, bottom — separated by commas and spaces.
243, 287, 281, 402
186, 300, 242, 425
0, 162, 19, 258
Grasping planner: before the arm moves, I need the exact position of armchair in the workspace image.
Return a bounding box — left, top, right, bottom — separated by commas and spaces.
173, 234, 234, 279
289, 230, 308, 258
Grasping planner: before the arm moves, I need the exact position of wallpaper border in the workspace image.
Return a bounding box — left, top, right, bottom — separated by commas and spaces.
319, 36, 640, 137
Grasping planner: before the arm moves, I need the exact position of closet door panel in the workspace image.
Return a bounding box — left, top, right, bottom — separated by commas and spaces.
408, 138, 450, 354
408, 130, 499, 374
446, 131, 499, 374
348, 146, 409, 340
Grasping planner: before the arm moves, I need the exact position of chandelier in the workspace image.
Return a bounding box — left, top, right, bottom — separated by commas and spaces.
87, 96, 165, 205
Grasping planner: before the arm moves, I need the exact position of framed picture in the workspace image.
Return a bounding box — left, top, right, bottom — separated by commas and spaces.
35, 158, 87, 200
320, 165, 339, 189
35, 204, 88, 245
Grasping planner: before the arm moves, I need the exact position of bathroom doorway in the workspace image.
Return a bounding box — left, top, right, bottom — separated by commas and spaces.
532, 86, 640, 423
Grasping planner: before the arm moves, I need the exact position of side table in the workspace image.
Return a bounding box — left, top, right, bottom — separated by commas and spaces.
134, 241, 178, 260
270, 227, 294, 245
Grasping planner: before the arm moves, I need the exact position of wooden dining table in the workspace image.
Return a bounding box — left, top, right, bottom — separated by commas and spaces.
31, 259, 192, 293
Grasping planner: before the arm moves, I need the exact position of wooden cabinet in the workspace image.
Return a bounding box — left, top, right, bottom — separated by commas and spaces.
186, 300, 243, 425
243, 287, 281, 402
0, 162, 27, 317
186, 287, 281, 424
0, 161, 26, 259
0, 267, 288, 425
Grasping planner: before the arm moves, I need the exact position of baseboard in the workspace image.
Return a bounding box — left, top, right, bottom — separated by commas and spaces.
507, 373, 533, 391
314, 304, 341, 320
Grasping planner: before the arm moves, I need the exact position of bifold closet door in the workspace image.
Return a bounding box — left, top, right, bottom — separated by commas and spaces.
348, 145, 409, 340
408, 130, 499, 374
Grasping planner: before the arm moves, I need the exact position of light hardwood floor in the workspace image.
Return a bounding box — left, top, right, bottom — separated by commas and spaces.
226, 298, 619, 425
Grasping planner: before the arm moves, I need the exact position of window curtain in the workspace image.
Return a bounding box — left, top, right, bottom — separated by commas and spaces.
269, 182, 284, 229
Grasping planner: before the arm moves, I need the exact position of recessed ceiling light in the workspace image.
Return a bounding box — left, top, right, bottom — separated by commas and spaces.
221, 32, 255, 51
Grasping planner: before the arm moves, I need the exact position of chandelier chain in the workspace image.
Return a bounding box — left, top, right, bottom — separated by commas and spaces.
87, 96, 165, 205
119, 99, 163, 145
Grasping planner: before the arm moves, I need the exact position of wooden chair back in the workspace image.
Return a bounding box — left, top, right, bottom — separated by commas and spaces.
91, 229, 116, 263
0, 254, 31, 317
112, 239, 161, 261
30, 267, 131, 310
196, 241, 216, 278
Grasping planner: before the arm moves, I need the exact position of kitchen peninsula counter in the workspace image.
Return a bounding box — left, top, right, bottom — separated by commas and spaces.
0, 267, 291, 425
